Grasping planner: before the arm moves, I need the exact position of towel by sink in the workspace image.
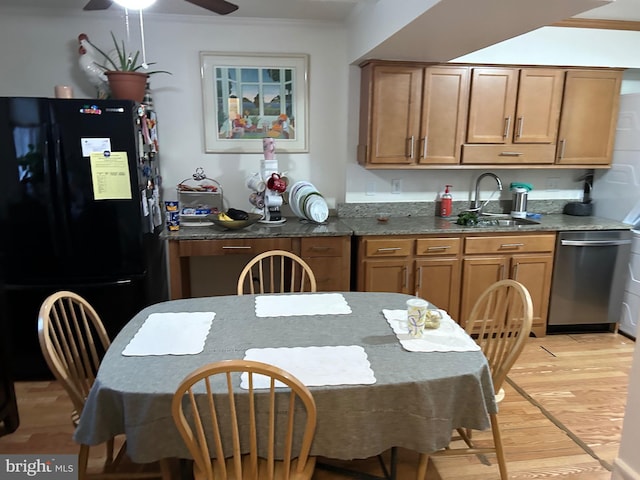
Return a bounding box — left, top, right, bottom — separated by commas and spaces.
241, 345, 376, 388
382, 309, 480, 353
122, 312, 215, 356
255, 293, 352, 317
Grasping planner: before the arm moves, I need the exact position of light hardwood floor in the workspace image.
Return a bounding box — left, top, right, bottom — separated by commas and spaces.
0, 333, 635, 479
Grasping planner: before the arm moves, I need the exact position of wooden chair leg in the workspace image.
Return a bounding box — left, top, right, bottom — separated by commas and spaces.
416, 454, 429, 480
78, 444, 90, 480
490, 413, 508, 480
159, 458, 174, 480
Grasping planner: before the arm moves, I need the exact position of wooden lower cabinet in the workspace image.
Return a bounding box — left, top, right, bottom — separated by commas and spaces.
362, 259, 411, 294
168, 235, 351, 299
415, 258, 461, 320
358, 232, 555, 337
414, 237, 462, 319
461, 234, 555, 337
299, 236, 351, 292
357, 236, 462, 317
358, 237, 413, 294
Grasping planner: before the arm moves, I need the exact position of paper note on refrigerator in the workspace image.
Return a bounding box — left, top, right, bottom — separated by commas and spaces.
89, 151, 132, 200
81, 137, 111, 157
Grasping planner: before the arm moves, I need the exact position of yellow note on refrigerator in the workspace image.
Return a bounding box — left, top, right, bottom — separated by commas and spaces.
89, 151, 132, 200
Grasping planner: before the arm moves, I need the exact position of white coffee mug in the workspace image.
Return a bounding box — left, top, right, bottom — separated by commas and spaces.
265, 194, 283, 208
246, 173, 266, 192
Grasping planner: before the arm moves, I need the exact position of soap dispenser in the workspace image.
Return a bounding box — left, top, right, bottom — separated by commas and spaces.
440, 185, 453, 217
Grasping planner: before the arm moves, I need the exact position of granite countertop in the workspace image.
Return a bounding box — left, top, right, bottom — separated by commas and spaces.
339, 213, 631, 236
161, 213, 630, 240
161, 217, 353, 240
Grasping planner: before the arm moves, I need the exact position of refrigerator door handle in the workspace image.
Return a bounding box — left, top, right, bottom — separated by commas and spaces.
51, 122, 73, 255
43, 124, 65, 258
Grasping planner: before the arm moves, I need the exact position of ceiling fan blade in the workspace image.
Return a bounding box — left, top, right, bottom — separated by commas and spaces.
83, 0, 113, 10
185, 0, 238, 15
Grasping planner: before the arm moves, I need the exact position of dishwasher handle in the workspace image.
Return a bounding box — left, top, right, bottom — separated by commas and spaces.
560, 239, 632, 247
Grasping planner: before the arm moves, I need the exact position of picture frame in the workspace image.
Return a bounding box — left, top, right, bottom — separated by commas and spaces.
200, 52, 309, 153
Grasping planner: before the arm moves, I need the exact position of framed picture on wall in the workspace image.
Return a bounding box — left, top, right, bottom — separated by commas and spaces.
200, 52, 309, 153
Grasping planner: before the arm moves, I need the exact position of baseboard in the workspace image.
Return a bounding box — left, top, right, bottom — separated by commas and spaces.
612, 458, 640, 480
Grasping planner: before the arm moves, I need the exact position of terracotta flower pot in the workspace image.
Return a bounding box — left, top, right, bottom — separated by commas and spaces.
105, 71, 148, 103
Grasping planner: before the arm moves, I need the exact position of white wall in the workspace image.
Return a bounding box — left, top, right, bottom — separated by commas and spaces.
0, 7, 349, 212
3, 7, 640, 209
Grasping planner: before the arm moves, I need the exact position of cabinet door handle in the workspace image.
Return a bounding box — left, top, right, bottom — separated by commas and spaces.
377, 247, 402, 252
500, 243, 524, 248
512, 263, 519, 279
558, 139, 566, 160
499, 152, 523, 157
503, 117, 511, 138
310, 246, 332, 251
417, 266, 422, 290
402, 266, 408, 288
427, 246, 451, 251
422, 137, 428, 158
516, 117, 524, 138
222, 245, 252, 249
408, 136, 415, 159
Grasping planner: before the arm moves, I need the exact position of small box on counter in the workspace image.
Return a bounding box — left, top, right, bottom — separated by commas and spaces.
165, 201, 180, 231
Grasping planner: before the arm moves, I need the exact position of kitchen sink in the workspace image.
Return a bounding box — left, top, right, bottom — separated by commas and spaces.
451, 214, 541, 228
475, 216, 540, 227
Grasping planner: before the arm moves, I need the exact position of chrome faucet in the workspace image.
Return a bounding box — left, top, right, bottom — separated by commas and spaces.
470, 172, 503, 213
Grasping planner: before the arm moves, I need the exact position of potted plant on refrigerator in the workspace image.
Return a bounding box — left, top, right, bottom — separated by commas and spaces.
85, 32, 170, 102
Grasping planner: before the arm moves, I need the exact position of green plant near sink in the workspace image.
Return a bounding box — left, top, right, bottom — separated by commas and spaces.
456, 211, 479, 226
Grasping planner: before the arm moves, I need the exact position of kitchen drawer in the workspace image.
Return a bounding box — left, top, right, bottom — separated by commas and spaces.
464, 234, 555, 254
178, 238, 292, 256
461, 144, 556, 164
416, 237, 461, 256
363, 238, 413, 257
300, 236, 347, 257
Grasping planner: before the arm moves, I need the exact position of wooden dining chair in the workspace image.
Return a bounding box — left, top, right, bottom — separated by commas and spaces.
416, 279, 533, 480
171, 359, 317, 480
237, 250, 317, 295
37, 290, 170, 480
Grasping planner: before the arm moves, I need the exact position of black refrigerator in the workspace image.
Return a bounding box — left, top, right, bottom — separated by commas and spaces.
0, 97, 168, 380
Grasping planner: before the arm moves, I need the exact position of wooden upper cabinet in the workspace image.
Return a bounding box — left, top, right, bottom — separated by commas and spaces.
358, 62, 469, 167
515, 69, 564, 143
467, 67, 563, 144
556, 69, 623, 165
359, 63, 423, 165
467, 68, 518, 144
419, 66, 469, 165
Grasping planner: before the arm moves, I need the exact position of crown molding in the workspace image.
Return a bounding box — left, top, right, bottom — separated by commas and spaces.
551, 18, 640, 31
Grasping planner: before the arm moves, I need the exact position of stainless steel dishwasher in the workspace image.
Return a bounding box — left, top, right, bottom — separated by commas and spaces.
548, 230, 632, 331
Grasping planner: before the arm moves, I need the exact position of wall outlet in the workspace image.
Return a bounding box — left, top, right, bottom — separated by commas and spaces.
365, 181, 376, 196
546, 177, 560, 191
391, 179, 402, 194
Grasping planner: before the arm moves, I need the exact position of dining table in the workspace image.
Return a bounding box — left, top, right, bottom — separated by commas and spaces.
74, 291, 497, 477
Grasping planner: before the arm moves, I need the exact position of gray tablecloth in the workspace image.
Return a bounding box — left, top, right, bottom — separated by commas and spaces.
74, 292, 496, 463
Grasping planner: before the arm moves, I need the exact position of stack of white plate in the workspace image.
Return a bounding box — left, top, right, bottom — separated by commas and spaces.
289, 181, 329, 223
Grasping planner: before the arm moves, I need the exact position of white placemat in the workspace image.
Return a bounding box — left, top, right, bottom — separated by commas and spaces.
255, 293, 352, 317
122, 312, 215, 356
382, 309, 480, 353
241, 345, 376, 388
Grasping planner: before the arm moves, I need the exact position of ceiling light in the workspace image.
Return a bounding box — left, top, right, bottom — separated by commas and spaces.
113, 0, 157, 9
